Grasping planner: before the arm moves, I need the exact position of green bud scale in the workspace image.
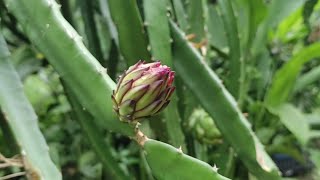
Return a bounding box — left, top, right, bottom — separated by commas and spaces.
188, 108, 221, 144
112, 60, 175, 122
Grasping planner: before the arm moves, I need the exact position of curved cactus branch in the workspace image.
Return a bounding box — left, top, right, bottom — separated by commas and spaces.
0, 32, 61, 180
143, 0, 186, 150
170, 20, 282, 179
108, 0, 150, 65
135, 131, 229, 180
3, 0, 135, 136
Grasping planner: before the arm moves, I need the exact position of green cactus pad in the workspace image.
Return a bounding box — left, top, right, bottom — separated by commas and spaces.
143, 139, 230, 180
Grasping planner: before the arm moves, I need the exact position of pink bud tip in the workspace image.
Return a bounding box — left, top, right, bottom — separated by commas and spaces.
112, 61, 175, 122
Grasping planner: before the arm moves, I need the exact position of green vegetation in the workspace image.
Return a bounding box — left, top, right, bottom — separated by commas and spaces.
0, 0, 320, 179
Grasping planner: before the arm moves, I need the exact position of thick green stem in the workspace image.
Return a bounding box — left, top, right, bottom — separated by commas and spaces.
187, 0, 205, 43
170, 20, 281, 179
143, 0, 186, 149
217, 0, 242, 99
108, 0, 150, 65
140, 136, 230, 180
0, 32, 61, 180
172, 0, 189, 32
4, 0, 135, 136
79, 0, 104, 63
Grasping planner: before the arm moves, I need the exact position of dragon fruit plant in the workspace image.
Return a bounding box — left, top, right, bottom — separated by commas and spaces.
3, 0, 307, 178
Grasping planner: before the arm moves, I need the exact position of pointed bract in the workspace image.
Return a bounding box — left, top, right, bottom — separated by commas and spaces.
119, 99, 136, 119
136, 80, 164, 110
115, 80, 134, 102
112, 61, 175, 122
134, 99, 163, 119
122, 84, 150, 102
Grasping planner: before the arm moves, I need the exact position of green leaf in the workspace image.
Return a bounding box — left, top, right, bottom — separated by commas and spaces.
266, 0, 304, 28
268, 104, 310, 145
274, 6, 305, 43
294, 65, 320, 92
0, 33, 61, 180
265, 42, 320, 107
252, 0, 305, 56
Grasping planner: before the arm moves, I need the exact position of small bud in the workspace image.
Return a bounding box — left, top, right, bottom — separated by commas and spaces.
188, 108, 221, 144
112, 60, 175, 122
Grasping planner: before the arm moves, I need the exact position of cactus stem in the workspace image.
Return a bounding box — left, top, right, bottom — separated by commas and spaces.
134, 130, 148, 146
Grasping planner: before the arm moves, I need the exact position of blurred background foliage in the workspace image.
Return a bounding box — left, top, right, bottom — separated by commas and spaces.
1, 0, 320, 179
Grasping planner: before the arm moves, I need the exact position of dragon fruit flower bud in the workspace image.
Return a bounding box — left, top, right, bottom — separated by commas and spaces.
111, 60, 175, 122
